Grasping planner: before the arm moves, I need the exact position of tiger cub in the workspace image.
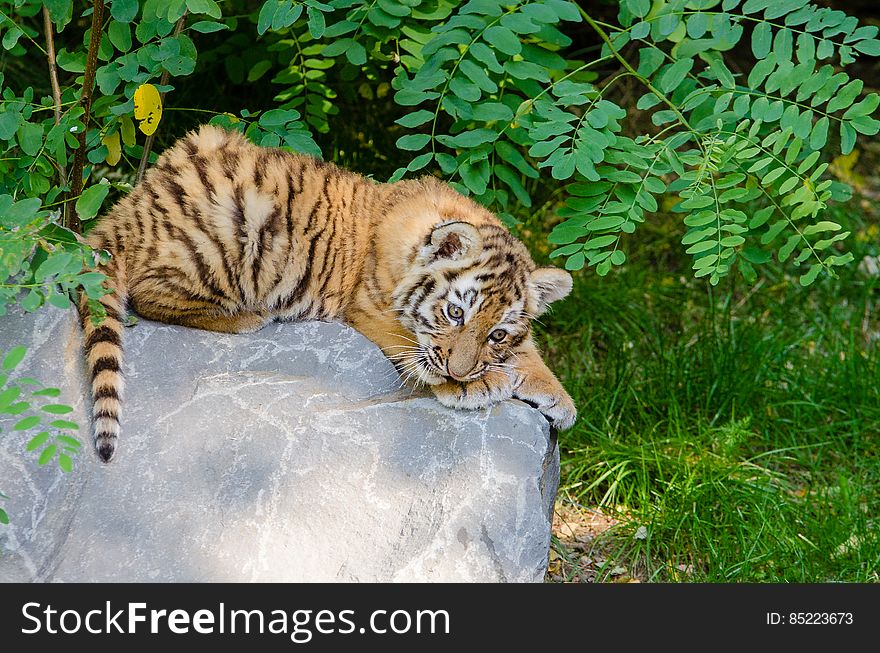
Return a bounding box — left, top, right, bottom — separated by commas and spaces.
80, 125, 576, 461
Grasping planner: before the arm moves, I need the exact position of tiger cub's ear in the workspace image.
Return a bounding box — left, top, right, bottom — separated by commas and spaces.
419, 221, 482, 266
528, 267, 573, 316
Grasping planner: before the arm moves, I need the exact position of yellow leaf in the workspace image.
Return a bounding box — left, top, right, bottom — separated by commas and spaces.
830, 149, 864, 191
102, 131, 121, 166
120, 114, 136, 147
133, 83, 162, 136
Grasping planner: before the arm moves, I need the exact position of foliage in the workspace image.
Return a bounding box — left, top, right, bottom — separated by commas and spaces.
0, 194, 109, 316
0, 344, 82, 519
0, 0, 877, 532
0, 0, 876, 302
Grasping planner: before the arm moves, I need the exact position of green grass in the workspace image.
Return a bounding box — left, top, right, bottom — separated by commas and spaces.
530, 200, 880, 582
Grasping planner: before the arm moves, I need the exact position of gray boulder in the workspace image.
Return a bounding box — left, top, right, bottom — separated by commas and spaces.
0, 307, 558, 582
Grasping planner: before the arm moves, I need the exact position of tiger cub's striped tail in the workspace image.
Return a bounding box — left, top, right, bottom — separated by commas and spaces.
79, 259, 127, 462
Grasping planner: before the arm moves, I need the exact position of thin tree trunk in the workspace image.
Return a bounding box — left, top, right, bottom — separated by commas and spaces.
42, 7, 68, 223
68, 0, 106, 234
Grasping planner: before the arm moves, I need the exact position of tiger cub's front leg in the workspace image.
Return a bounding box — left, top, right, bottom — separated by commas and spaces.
431, 368, 516, 411
509, 339, 576, 430
431, 339, 576, 430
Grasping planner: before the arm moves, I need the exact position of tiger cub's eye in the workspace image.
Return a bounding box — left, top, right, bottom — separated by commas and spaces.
447, 303, 464, 321
489, 329, 507, 343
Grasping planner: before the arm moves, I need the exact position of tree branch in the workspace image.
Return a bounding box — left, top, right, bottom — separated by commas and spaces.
578, 6, 696, 134
137, 13, 188, 183
68, 0, 106, 234
42, 7, 67, 221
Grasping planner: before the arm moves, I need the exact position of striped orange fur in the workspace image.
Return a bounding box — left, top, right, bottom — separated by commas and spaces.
80, 125, 575, 461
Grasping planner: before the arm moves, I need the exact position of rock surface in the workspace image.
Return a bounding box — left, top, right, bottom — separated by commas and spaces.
0, 307, 558, 582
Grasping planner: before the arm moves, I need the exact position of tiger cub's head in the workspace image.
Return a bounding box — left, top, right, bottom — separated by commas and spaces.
391, 213, 572, 387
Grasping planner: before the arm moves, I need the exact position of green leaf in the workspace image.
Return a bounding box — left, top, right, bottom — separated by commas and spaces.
449, 77, 481, 102
495, 140, 537, 178
345, 42, 367, 66
32, 387, 61, 397
703, 53, 735, 88
752, 21, 772, 58
35, 252, 77, 281
17, 122, 43, 157
26, 431, 49, 451
13, 415, 40, 431
50, 419, 79, 430
742, 246, 772, 264
56, 434, 82, 449
0, 508, 7, 525
58, 454, 73, 473
307, 6, 326, 38
38, 444, 57, 466
2, 347, 26, 371
686, 240, 718, 255
762, 167, 786, 185
564, 252, 585, 271
190, 21, 228, 33
0, 386, 22, 410
839, 122, 857, 155
549, 224, 587, 245
111, 0, 139, 23
186, 0, 222, 19
451, 129, 498, 148
747, 54, 777, 89
659, 58, 694, 93
108, 20, 132, 53
809, 117, 829, 150
396, 134, 430, 151
625, 0, 651, 18
469, 42, 504, 74
631, 21, 650, 39
799, 264, 822, 286
586, 216, 625, 231
843, 93, 880, 120
827, 79, 863, 113
49, 293, 72, 309
2, 25, 23, 51
851, 115, 880, 136
854, 39, 880, 56
550, 243, 583, 258
407, 152, 434, 172
687, 13, 709, 39
773, 28, 793, 63
802, 221, 841, 236
637, 48, 665, 77
637, 93, 662, 110
473, 102, 514, 122
76, 184, 110, 221
257, 0, 277, 34
395, 110, 434, 128
777, 234, 800, 262
778, 176, 800, 194
0, 112, 20, 140
20, 290, 43, 313
506, 60, 549, 82
162, 55, 197, 76
483, 26, 521, 56
41, 403, 74, 415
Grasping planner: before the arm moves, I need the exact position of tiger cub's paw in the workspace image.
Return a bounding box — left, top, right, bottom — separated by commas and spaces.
431, 369, 514, 411
513, 376, 577, 431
